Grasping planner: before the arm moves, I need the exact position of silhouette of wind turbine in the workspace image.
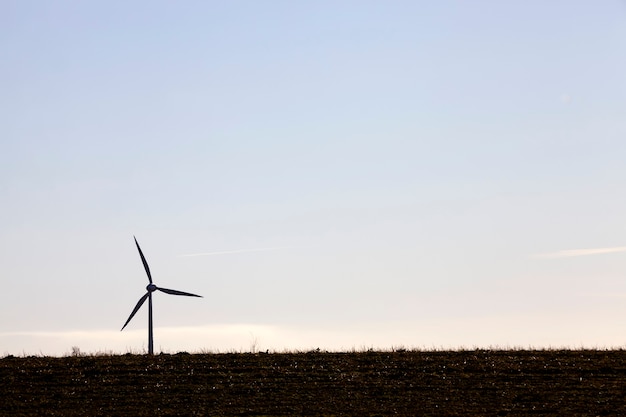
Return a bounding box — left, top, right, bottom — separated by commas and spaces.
121, 236, 202, 354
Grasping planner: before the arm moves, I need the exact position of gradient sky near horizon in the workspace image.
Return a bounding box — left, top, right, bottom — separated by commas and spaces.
2, 1, 626, 356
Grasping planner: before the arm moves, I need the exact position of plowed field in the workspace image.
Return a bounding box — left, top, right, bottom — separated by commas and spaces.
2, 350, 626, 416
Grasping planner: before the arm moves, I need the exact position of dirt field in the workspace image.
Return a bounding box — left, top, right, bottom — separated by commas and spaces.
2, 349, 626, 416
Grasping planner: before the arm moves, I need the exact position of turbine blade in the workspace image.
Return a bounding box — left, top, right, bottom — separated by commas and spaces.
157, 287, 203, 297
134, 236, 152, 283
121, 292, 150, 331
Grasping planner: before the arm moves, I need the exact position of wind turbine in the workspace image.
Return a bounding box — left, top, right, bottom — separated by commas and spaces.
121, 236, 202, 354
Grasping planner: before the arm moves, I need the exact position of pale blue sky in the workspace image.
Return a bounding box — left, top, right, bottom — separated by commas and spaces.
2, 1, 626, 355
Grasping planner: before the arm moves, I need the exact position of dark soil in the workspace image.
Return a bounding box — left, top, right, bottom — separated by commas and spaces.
2, 349, 626, 416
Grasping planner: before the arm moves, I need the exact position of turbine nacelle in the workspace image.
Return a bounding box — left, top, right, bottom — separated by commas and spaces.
147, 283, 157, 292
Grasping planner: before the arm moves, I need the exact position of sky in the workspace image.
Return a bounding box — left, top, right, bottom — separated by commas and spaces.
2, 1, 626, 356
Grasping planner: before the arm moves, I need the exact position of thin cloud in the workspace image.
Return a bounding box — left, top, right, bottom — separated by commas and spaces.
534, 246, 626, 259
580, 292, 626, 299
179, 247, 291, 257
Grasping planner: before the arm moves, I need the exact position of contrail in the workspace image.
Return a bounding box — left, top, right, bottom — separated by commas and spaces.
179, 247, 290, 257
534, 246, 626, 259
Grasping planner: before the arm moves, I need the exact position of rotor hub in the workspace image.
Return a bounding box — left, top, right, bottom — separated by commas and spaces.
147, 283, 157, 292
